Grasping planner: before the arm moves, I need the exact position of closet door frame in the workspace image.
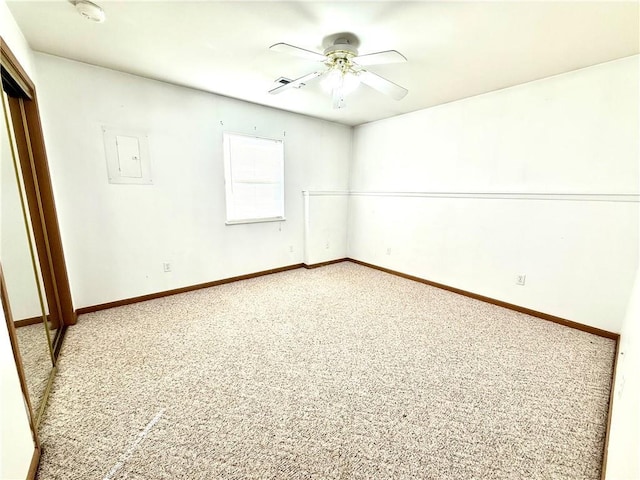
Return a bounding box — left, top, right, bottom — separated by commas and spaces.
1, 38, 76, 356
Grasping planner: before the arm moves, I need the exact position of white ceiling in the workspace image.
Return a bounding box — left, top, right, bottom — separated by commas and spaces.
7, 1, 639, 126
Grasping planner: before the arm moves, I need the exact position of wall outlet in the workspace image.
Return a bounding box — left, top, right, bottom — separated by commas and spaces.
325, 241, 330, 250
516, 274, 526, 286
289, 245, 294, 253
163, 262, 171, 273
386, 248, 392, 255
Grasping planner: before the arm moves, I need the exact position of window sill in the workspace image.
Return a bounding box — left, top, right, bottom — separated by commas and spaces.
225, 217, 286, 226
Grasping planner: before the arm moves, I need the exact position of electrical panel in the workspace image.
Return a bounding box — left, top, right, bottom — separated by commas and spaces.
103, 127, 152, 185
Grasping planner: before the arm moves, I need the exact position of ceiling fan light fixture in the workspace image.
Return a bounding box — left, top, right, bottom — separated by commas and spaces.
321, 69, 342, 92
321, 68, 360, 96
342, 71, 361, 95
70, 0, 106, 23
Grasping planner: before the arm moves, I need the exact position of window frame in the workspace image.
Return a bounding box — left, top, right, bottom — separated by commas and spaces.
222, 132, 285, 225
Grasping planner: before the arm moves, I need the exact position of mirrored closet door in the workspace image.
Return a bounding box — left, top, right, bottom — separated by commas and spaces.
1, 39, 76, 430
1, 88, 55, 426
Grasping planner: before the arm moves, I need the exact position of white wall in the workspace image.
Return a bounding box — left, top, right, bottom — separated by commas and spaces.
349, 56, 639, 333
605, 173, 640, 479
0, 1, 38, 477
605, 269, 640, 479
33, 54, 351, 309
303, 192, 349, 265
0, 1, 34, 80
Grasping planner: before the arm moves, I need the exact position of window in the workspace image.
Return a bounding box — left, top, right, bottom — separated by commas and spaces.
223, 132, 285, 224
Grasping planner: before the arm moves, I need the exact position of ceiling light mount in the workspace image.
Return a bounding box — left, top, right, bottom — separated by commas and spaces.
323, 38, 359, 59
69, 0, 106, 23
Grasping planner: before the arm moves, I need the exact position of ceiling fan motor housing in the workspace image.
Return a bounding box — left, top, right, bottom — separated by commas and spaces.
324, 38, 358, 58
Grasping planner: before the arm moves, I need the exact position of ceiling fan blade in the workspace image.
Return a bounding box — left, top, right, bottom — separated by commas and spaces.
359, 70, 408, 100
353, 50, 407, 66
269, 43, 327, 62
268, 71, 323, 95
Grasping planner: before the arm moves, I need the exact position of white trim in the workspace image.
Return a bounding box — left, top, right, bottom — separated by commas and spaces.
304, 190, 639, 203
303, 191, 350, 196
225, 217, 286, 226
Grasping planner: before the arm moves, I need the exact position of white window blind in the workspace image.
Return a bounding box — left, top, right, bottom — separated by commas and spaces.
223, 133, 284, 224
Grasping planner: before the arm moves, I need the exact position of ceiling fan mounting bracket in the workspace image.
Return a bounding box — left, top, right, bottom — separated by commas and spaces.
323, 39, 358, 58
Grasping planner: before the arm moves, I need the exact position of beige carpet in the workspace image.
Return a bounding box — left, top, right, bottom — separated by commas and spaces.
37, 262, 615, 479
15, 322, 53, 418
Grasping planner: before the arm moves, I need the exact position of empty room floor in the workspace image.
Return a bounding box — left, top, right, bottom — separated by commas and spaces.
36, 262, 615, 479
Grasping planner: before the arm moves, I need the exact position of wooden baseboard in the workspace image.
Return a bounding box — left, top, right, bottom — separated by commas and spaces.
348, 258, 619, 340
303, 258, 348, 269
76, 259, 349, 315
14, 315, 45, 328
27, 445, 40, 480
76, 263, 304, 315
75, 257, 618, 340
14, 314, 60, 329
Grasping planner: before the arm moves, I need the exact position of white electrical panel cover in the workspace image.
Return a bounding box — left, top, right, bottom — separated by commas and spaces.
103, 127, 152, 184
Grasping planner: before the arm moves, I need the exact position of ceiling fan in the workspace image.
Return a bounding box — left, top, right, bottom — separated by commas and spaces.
268, 36, 408, 109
